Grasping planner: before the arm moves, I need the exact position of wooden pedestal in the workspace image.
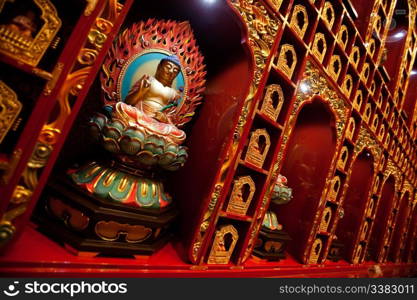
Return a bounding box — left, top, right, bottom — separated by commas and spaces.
252, 227, 291, 261
33, 176, 178, 256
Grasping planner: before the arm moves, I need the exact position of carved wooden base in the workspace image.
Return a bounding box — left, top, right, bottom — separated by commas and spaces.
33, 176, 178, 256
327, 240, 344, 262
252, 227, 291, 261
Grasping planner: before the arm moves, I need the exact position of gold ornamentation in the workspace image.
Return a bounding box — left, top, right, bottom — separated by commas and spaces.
290, 5, 308, 38
337, 25, 349, 49
319, 207, 332, 232
43, 62, 64, 96
226, 176, 255, 215
328, 55, 342, 81
260, 84, 283, 121
0, 0, 61, 66
362, 63, 370, 81
309, 238, 322, 264
191, 0, 280, 263
353, 244, 363, 264
384, 159, 401, 192
353, 126, 383, 171
367, 38, 376, 56
350, 46, 360, 67
10, 185, 32, 204
360, 221, 369, 240
367, 198, 375, 217
371, 114, 379, 131
95, 221, 152, 243
245, 128, 271, 168
84, 0, 99, 16
346, 117, 355, 140
370, 81, 376, 96
337, 146, 349, 170
312, 33, 326, 63
353, 90, 363, 111
343, 75, 353, 97
0, 0, 122, 249
277, 44, 297, 79
0, 148, 21, 185
192, 184, 222, 262
47, 197, 90, 231
208, 225, 238, 264
0, 81, 22, 143
322, 2, 335, 29
32, 68, 53, 80
265, 0, 283, 11
328, 176, 341, 201
378, 124, 385, 141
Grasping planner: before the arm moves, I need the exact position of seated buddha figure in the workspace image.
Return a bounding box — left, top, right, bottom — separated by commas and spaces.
112, 55, 186, 145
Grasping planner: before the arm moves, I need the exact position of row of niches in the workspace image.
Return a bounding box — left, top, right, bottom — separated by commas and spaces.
209, 173, 294, 265
272, 0, 417, 179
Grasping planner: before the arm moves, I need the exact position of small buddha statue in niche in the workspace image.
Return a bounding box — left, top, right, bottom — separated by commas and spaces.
6, 11, 37, 38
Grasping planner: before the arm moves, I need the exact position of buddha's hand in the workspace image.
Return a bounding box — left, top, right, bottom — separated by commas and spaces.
125, 75, 151, 106
154, 111, 172, 124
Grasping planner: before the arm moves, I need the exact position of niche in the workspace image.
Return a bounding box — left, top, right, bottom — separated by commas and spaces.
343, 75, 353, 97
350, 46, 360, 67
309, 238, 323, 264
360, 221, 370, 240
277, 44, 297, 79
322, 2, 335, 29
370, 81, 376, 96
335, 149, 374, 262
337, 146, 349, 170
312, 33, 327, 63
373, 176, 380, 194
276, 98, 337, 263
328, 55, 342, 81
337, 24, 349, 49
226, 176, 256, 216
379, 124, 385, 141
368, 38, 376, 56
319, 206, 332, 232
328, 176, 341, 201
207, 225, 238, 264
245, 129, 271, 168
389, 191, 411, 262
345, 117, 356, 140
369, 175, 396, 262
385, 133, 391, 148
363, 103, 372, 123
353, 90, 363, 110
290, 5, 308, 38
371, 114, 380, 132
367, 198, 375, 217
260, 84, 284, 121
362, 63, 370, 81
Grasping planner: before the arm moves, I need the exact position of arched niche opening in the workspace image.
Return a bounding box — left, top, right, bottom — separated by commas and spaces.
369, 175, 396, 262
48, 0, 252, 252
335, 149, 374, 263
403, 204, 417, 262
349, 0, 378, 38
275, 97, 337, 263
382, 0, 409, 92
389, 191, 411, 262
402, 59, 417, 128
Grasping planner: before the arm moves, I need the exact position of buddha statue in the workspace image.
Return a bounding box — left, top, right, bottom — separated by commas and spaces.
69, 20, 206, 210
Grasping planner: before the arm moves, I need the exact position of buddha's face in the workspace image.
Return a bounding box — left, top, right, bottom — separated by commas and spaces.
155, 60, 180, 86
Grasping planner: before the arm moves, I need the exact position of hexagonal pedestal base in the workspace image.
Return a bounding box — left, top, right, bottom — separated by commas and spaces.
34, 176, 178, 256
252, 228, 291, 261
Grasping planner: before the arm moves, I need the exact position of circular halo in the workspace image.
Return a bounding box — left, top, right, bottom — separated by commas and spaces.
117, 49, 188, 108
